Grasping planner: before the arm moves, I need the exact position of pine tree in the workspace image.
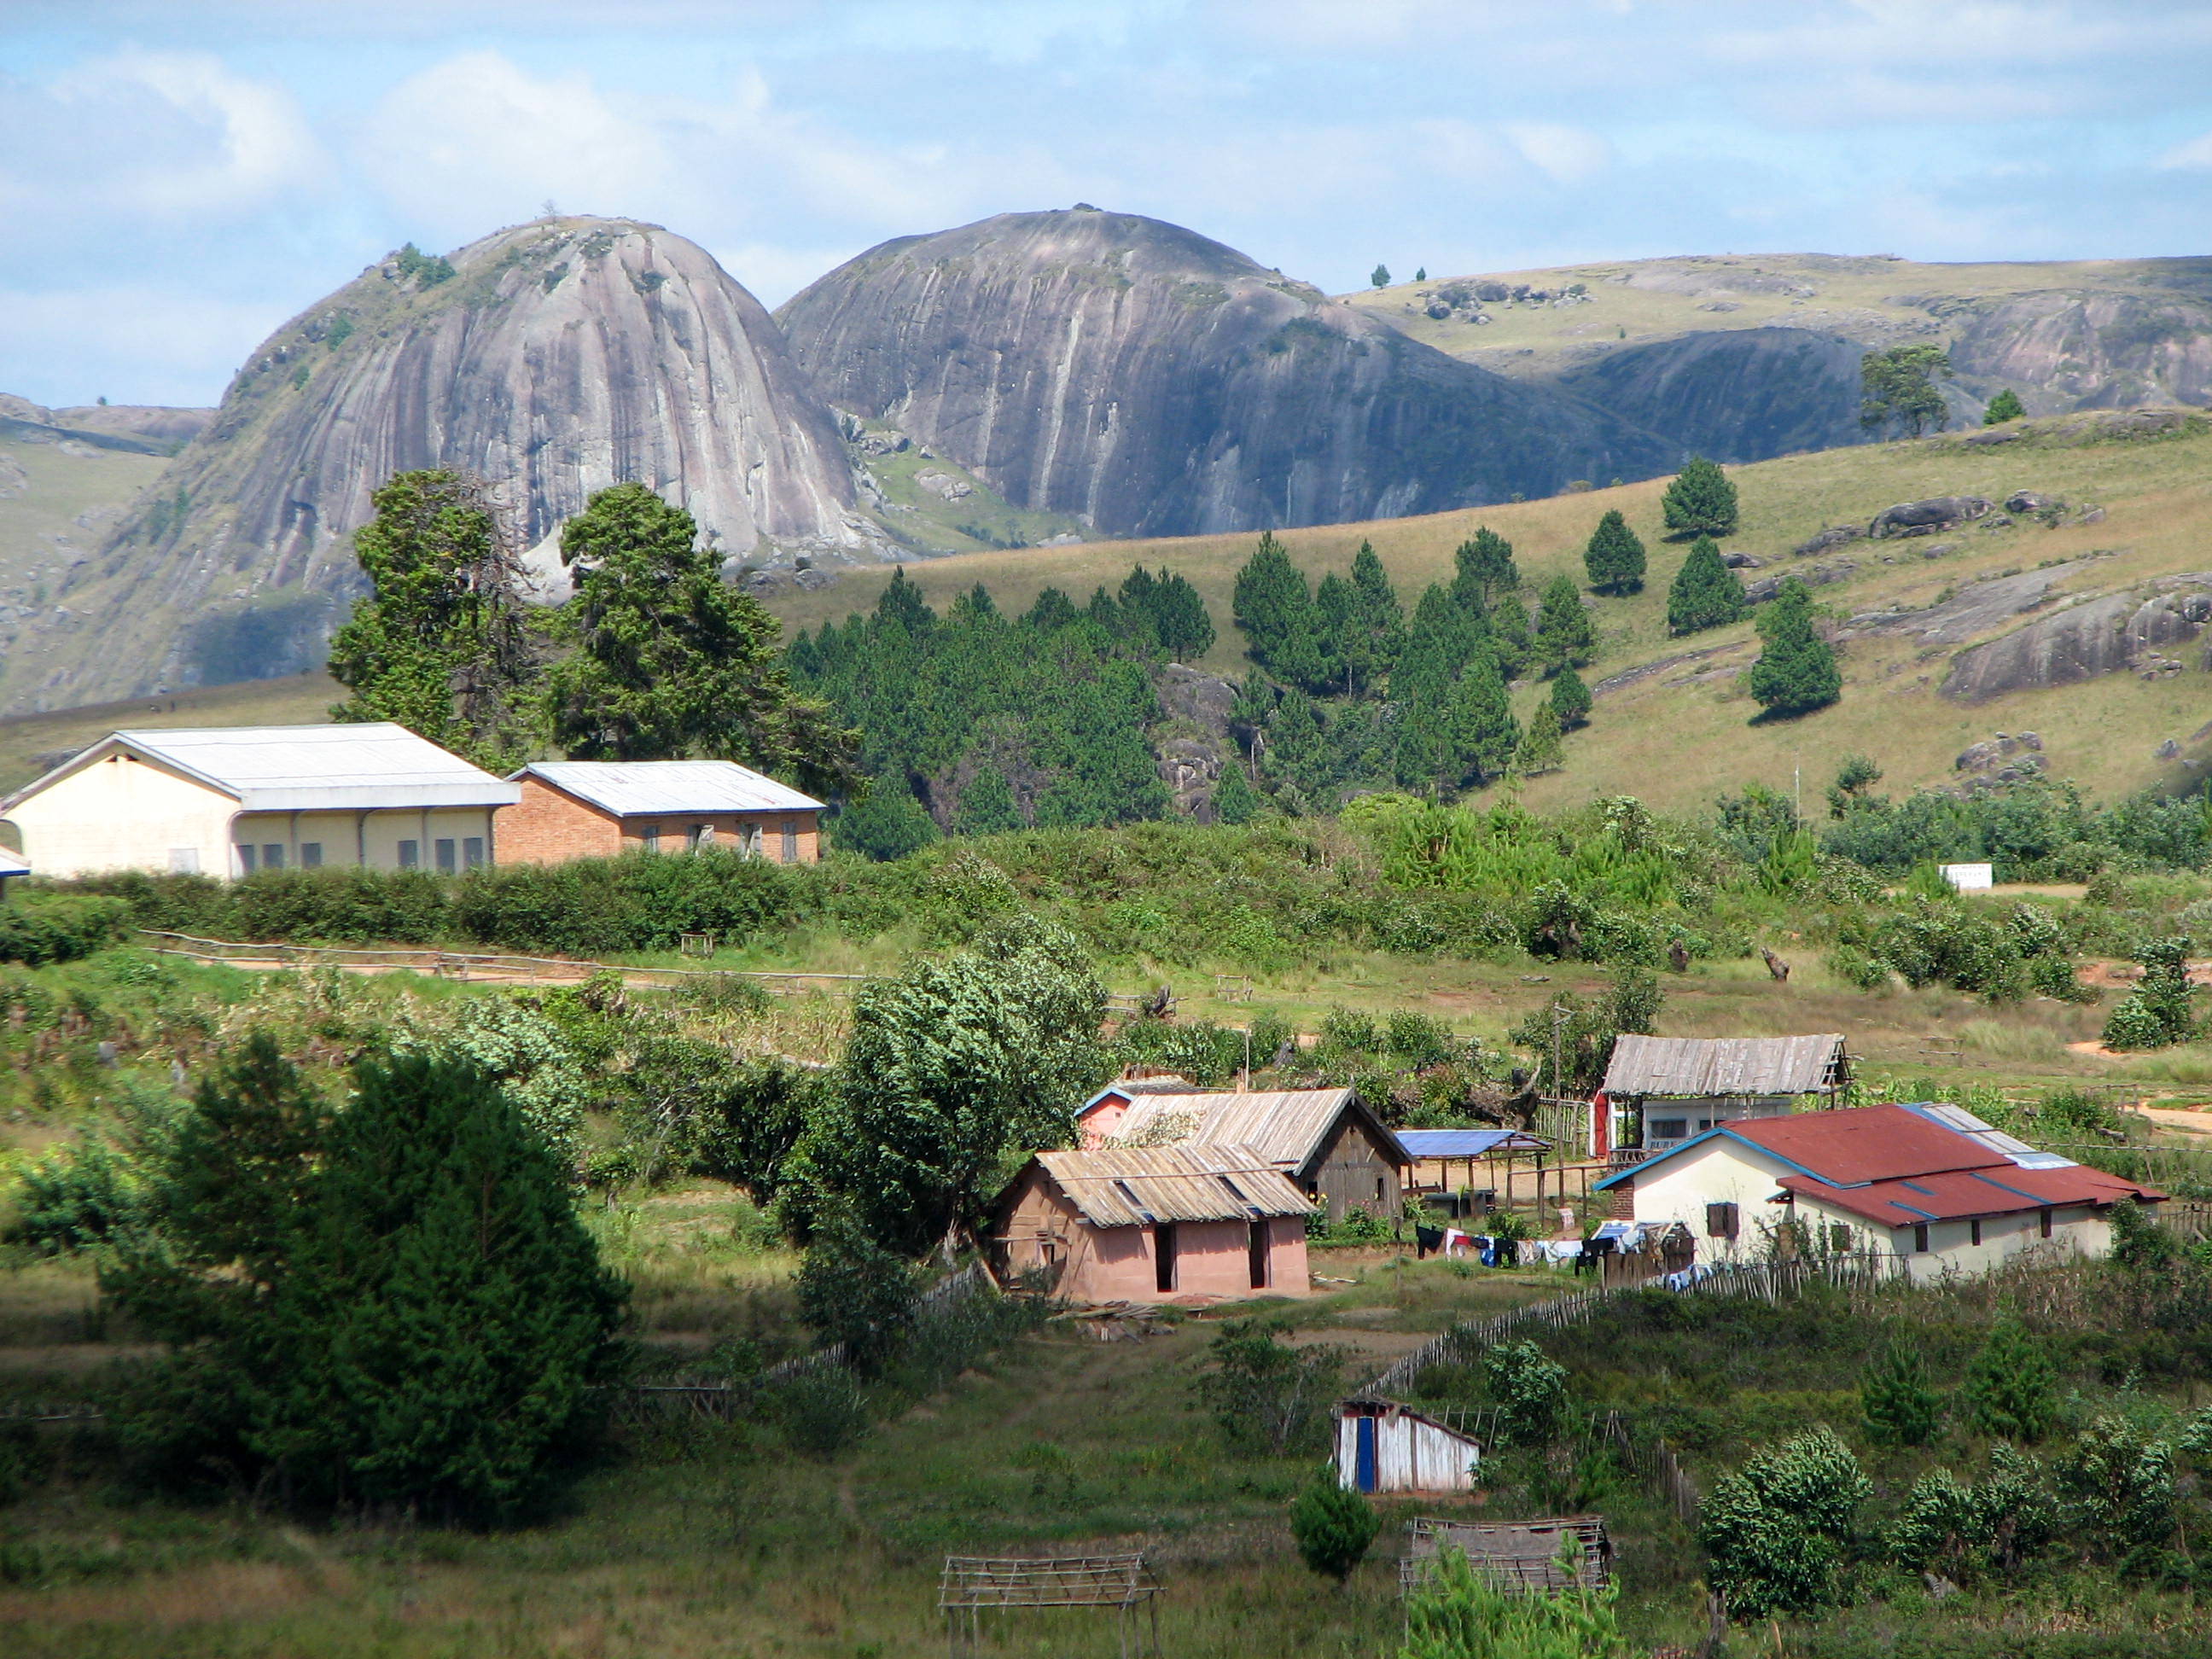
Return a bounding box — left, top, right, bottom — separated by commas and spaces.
1393, 584, 1476, 703
836, 777, 941, 860
1232, 532, 1329, 689
1861, 1336, 1942, 1447
875, 565, 937, 634
1022, 586, 1080, 629
1746, 577, 1842, 719
1666, 535, 1747, 635
1549, 667, 1592, 730
1371, 263, 1391, 289
1342, 540, 1405, 693
1514, 701, 1564, 775
1452, 528, 1520, 609
1212, 759, 1263, 825
1582, 508, 1646, 594
1447, 648, 1519, 786
952, 766, 1022, 836
1983, 387, 2026, 425
1150, 570, 1215, 659
1291, 1474, 1378, 1581
1534, 574, 1596, 672
1085, 585, 1121, 632
1661, 455, 1739, 538
1963, 1320, 2057, 1442
1263, 689, 1333, 806
1489, 596, 1534, 679
1314, 571, 1358, 693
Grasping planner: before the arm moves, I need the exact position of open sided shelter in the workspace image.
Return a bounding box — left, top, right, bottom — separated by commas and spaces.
500, 760, 823, 864
0, 725, 519, 880
940, 1554, 1159, 1659
1400, 1516, 1611, 1596
1601, 1033, 1848, 1157
989, 1142, 1312, 1303
1097, 1086, 1411, 1222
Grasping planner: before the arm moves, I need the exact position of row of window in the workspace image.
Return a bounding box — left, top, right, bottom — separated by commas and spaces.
235, 837, 486, 874
637, 821, 803, 860
1712, 1202, 2061, 1251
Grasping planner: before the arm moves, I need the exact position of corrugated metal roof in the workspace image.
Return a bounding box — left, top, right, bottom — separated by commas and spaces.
1110, 1087, 1408, 1170
1078, 1074, 1201, 1115
515, 760, 823, 816
1033, 1142, 1314, 1227
1603, 1034, 1848, 1098
1778, 1161, 2164, 1227
1398, 1129, 1553, 1159
1902, 1102, 2079, 1170
2, 724, 519, 815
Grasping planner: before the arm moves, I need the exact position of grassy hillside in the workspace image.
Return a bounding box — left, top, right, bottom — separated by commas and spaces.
0, 672, 341, 798
1338, 252, 2212, 379
764, 410, 2212, 816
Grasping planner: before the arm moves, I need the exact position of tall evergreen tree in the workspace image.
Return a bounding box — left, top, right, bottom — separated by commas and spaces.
875, 565, 937, 634
1394, 584, 1477, 703
1345, 541, 1405, 692
1582, 509, 1646, 595
1534, 575, 1596, 673
1983, 387, 2026, 426
952, 766, 1022, 836
1212, 759, 1263, 825
1150, 570, 1215, 659
1661, 456, 1739, 538
1231, 533, 1328, 690
1022, 586, 1080, 630
1549, 667, 1592, 731
1447, 647, 1520, 787
328, 469, 536, 763
837, 777, 942, 860
1263, 688, 1333, 806
1452, 528, 1520, 610
1746, 577, 1842, 719
1085, 585, 1121, 632
1489, 597, 1534, 679
1666, 535, 1747, 634
1514, 701, 1564, 775
1314, 571, 1359, 694
544, 484, 856, 789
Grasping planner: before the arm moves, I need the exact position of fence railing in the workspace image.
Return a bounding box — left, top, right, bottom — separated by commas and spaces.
1594, 1409, 1699, 1527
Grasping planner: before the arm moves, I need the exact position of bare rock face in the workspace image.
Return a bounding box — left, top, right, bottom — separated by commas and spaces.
1941, 575, 2212, 703
1869, 497, 1994, 538
39, 218, 869, 706
1951, 290, 2212, 410
777, 207, 1673, 538
1547, 328, 1869, 463
0, 393, 207, 457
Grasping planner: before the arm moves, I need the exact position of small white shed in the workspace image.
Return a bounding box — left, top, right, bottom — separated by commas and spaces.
1335, 1398, 1482, 1494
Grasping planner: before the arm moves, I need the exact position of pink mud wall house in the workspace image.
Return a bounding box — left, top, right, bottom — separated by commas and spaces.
989, 1143, 1313, 1304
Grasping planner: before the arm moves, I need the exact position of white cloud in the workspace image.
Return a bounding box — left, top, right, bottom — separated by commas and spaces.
2159, 131, 2212, 170
1502, 122, 1613, 183
354, 51, 672, 240
0, 49, 324, 222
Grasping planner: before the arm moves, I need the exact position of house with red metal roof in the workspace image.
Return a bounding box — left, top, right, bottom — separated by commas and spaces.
1594, 1103, 2163, 1279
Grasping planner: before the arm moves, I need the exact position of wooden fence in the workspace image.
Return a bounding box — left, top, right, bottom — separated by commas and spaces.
1594, 1409, 1699, 1527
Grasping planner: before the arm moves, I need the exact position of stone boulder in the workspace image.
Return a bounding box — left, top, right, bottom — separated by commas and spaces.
1870, 497, 1995, 538
1795, 524, 1863, 557
1155, 736, 1225, 818
1724, 552, 1765, 569
2005, 490, 2061, 514
1155, 664, 1238, 736
1743, 561, 1854, 605
1941, 575, 2212, 702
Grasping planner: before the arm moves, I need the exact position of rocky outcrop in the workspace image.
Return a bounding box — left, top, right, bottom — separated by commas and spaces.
1547, 328, 1869, 463
0, 393, 207, 457
1870, 497, 1994, 538
1950, 290, 2212, 411
777, 207, 1674, 538
1940, 575, 2212, 703
38, 218, 871, 706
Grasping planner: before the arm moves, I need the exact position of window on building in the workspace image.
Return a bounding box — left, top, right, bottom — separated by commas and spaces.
300, 842, 323, 869
1829, 1224, 1851, 1254
236, 843, 256, 874
434, 838, 457, 873
1969, 1218, 1982, 1246
1652, 1118, 1688, 1141
1912, 1224, 1930, 1253
684, 824, 708, 850
746, 823, 764, 858
2039, 1208, 2053, 1239
262, 844, 284, 870
640, 827, 660, 853
169, 847, 199, 875
463, 837, 486, 870
782, 818, 799, 863
1706, 1202, 1738, 1239
398, 840, 420, 869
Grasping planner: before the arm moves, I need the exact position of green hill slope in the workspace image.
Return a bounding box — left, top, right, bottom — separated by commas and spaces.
761, 408, 2212, 816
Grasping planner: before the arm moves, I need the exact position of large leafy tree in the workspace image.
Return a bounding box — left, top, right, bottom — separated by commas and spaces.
1582, 509, 1646, 595
1745, 577, 1842, 719
1666, 535, 1747, 634
794, 919, 1109, 1253
1860, 344, 1954, 439
1661, 456, 1739, 538
543, 484, 857, 790
106, 1039, 625, 1519
328, 469, 537, 763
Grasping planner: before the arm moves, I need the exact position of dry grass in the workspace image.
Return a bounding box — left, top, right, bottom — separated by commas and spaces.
0, 672, 341, 797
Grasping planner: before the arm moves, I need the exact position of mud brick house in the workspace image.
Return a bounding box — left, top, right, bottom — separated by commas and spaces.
499, 760, 824, 865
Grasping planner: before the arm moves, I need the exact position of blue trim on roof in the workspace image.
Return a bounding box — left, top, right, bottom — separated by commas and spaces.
1889, 1202, 1940, 1220
1398, 1128, 1550, 1158
1594, 1123, 1839, 1190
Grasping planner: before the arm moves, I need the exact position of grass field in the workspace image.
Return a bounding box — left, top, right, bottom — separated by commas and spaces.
0, 672, 341, 798
761, 411, 2212, 816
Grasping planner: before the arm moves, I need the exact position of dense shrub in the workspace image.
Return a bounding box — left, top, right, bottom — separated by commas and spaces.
1698, 1425, 1870, 1619
1197, 1321, 1346, 1455
1291, 1474, 1378, 1583
0, 894, 131, 965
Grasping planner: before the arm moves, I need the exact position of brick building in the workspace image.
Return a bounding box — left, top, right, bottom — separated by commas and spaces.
498, 761, 824, 866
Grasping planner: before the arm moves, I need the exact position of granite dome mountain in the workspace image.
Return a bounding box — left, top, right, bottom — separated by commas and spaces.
776, 207, 1678, 539
32, 218, 870, 708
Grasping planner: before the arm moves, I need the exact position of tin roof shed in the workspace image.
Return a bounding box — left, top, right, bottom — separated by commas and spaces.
1602, 1034, 1848, 1099
1109, 1087, 1411, 1174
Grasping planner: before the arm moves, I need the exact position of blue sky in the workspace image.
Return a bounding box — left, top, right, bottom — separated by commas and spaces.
6, 1, 2212, 407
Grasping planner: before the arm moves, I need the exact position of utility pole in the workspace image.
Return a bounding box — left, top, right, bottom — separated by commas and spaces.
1241, 1024, 1252, 1091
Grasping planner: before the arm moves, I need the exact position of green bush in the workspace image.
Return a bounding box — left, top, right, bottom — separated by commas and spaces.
1483, 1341, 1569, 1447
1698, 1425, 1870, 1619
1400, 1544, 1629, 1659
1860, 1335, 1941, 1447
1196, 1320, 1345, 1455
794, 1206, 917, 1377
0, 894, 130, 965
1961, 1319, 2058, 1442
1291, 1473, 1378, 1583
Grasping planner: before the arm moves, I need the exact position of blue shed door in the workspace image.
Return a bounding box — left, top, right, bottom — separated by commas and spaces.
1354, 1417, 1377, 1493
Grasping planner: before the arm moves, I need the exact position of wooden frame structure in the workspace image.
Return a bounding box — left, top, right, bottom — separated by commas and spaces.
940, 1554, 1161, 1658
1398, 1516, 1611, 1598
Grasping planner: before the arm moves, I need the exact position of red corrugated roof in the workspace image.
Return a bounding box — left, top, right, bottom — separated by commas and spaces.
1726, 1104, 2007, 1183
1778, 1162, 2164, 1226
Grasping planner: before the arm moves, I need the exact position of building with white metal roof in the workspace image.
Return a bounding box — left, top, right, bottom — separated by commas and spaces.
1599, 1034, 1850, 1159
499, 760, 824, 866
0, 724, 519, 880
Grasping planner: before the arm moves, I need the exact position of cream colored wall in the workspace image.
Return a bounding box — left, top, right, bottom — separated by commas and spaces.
3, 752, 236, 878
234, 806, 499, 874
1627, 1137, 1801, 1261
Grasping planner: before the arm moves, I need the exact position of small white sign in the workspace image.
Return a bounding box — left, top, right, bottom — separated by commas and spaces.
1940, 862, 1994, 892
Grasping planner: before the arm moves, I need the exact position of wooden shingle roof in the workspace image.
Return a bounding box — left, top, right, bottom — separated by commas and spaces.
1109, 1087, 1409, 1171
1602, 1034, 1848, 1098
1031, 1143, 1314, 1228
